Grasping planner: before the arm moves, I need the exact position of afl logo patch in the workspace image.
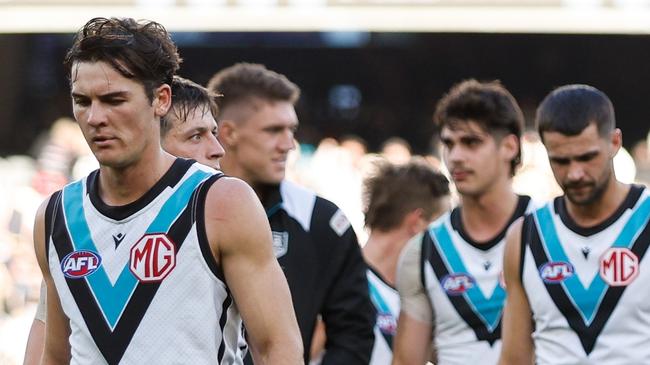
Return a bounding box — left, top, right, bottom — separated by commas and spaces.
600, 247, 639, 287
539, 261, 574, 283
441, 273, 475, 295
376, 312, 397, 335
61, 250, 101, 278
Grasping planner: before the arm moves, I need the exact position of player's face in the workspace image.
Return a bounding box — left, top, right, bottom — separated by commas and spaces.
543, 123, 619, 206
161, 108, 225, 170
441, 121, 514, 197
71, 61, 165, 169
225, 101, 298, 185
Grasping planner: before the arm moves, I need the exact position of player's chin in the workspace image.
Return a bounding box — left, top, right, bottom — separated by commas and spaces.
94, 152, 121, 168
95, 150, 137, 169
264, 170, 285, 185
565, 190, 595, 206
454, 181, 477, 195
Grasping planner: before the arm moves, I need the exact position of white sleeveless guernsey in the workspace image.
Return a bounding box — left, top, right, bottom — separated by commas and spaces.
521, 185, 650, 364
421, 196, 533, 365
45, 159, 243, 365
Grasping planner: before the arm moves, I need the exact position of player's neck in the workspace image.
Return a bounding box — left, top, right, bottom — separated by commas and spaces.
459, 181, 519, 243
218, 156, 264, 198
363, 229, 411, 286
565, 178, 630, 227
98, 150, 176, 206
218, 155, 238, 178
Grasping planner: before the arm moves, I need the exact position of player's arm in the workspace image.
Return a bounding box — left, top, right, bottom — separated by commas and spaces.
392, 312, 432, 365
319, 213, 375, 365
309, 318, 326, 362
23, 281, 46, 365
498, 218, 535, 365
33, 197, 71, 365
392, 233, 433, 365
206, 177, 302, 364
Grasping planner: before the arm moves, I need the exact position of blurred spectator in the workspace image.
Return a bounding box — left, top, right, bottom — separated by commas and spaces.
32, 117, 95, 197
380, 137, 412, 165
512, 130, 562, 201
632, 137, 650, 185
340, 134, 368, 170
613, 146, 636, 184
0, 117, 96, 364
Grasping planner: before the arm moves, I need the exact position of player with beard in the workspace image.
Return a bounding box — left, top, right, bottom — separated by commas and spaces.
499, 85, 650, 364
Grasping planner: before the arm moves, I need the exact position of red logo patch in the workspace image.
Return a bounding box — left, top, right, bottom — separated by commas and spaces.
61, 250, 101, 278
130, 233, 176, 282
600, 248, 639, 287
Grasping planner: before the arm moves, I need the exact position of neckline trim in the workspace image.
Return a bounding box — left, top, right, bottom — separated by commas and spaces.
451, 195, 531, 251
554, 184, 644, 236
87, 158, 194, 221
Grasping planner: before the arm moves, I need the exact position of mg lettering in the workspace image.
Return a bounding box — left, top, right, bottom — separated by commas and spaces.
130, 233, 176, 282
600, 247, 638, 287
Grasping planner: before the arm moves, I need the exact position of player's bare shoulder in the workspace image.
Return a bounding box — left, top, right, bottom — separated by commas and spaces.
203, 176, 272, 257
33, 194, 56, 275
503, 216, 525, 280
207, 175, 258, 212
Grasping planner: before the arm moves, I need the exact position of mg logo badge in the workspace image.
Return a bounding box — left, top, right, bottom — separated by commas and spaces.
600, 247, 639, 287
130, 233, 176, 282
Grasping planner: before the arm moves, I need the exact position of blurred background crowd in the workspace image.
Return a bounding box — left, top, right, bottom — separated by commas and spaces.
0, 119, 648, 364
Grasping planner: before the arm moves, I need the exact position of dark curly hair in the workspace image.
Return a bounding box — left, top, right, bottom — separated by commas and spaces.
434, 79, 524, 175
64, 17, 182, 102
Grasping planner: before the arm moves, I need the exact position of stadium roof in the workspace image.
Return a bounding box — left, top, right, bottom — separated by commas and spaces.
1, 1, 649, 34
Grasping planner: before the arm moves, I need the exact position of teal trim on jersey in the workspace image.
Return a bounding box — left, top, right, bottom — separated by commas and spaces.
430, 223, 506, 332
147, 171, 211, 232
62, 170, 212, 329
369, 280, 394, 317
266, 203, 283, 218
535, 196, 650, 324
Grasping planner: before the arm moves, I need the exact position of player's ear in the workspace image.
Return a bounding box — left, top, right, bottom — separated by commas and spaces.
153, 84, 172, 117
609, 128, 623, 158
217, 119, 238, 147
500, 133, 520, 164
404, 208, 428, 235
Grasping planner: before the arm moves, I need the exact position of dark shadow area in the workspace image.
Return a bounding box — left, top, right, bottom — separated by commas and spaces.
1, 32, 648, 156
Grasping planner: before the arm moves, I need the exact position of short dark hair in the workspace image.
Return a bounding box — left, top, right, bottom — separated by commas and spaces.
433, 79, 524, 174
207, 63, 300, 112
536, 84, 615, 139
64, 17, 181, 102
160, 76, 219, 137
364, 158, 450, 231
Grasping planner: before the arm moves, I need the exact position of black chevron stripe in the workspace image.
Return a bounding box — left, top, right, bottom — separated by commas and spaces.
526, 215, 650, 355
424, 233, 500, 345
50, 188, 200, 365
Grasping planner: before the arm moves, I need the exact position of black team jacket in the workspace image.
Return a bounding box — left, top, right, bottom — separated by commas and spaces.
245, 179, 375, 364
